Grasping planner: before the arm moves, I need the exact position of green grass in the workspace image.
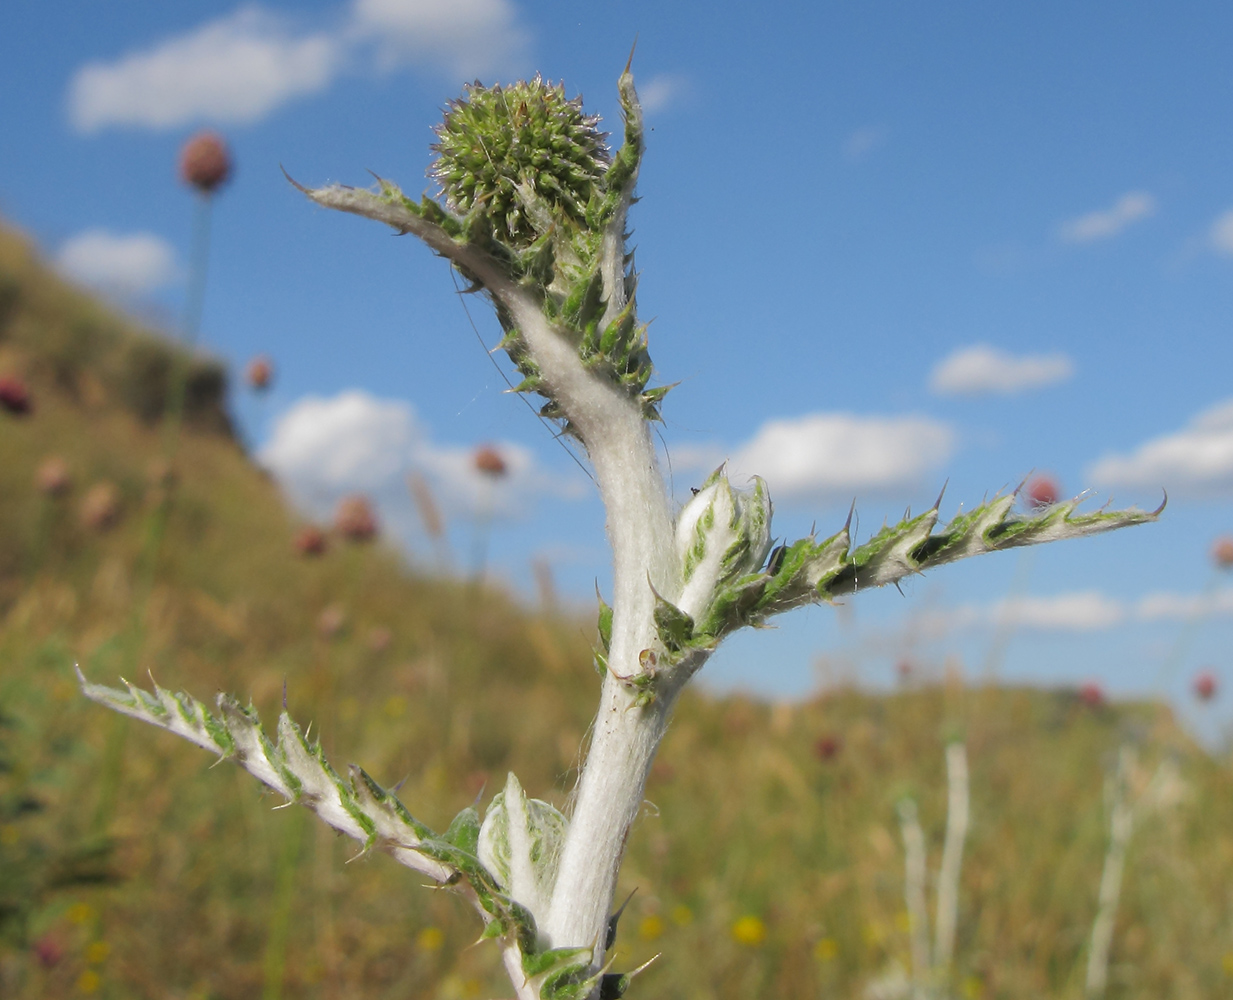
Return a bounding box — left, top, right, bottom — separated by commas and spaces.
2, 218, 1232, 999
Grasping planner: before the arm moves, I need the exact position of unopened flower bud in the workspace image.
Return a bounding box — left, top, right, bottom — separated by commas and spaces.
674, 469, 772, 620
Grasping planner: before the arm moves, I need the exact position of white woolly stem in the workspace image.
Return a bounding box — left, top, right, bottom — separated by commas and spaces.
933, 742, 968, 977
1085, 747, 1135, 999
425, 211, 682, 958
897, 798, 931, 1000
507, 310, 682, 955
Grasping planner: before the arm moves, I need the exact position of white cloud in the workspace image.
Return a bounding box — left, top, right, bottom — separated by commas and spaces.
1087, 398, 1233, 497
68, 8, 339, 132
1209, 209, 1233, 255
842, 125, 887, 162
67, 0, 528, 133
636, 74, 687, 113
260, 391, 416, 496
689, 413, 955, 502
1058, 191, 1156, 244
932, 591, 1125, 632
348, 0, 527, 77
1136, 588, 1233, 622
56, 230, 178, 295
992, 592, 1125, 630
258, 390, 583, 527
926, 593, 1122, 633
930, 586, 1233, 635
928, 343, 1074, 397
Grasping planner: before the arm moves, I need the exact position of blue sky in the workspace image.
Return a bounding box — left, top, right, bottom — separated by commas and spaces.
4, 1, 1233, 732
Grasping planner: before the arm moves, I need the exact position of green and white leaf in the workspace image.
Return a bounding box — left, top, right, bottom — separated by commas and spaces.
479, 772, 568, 936
680, 489, 1164, 645
76, 669, 453, 882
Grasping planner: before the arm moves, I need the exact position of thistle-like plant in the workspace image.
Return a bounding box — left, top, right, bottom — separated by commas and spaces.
81, 63, 1162, 1000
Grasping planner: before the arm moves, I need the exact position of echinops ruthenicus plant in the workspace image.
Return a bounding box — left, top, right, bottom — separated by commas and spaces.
80, 62, 1163, 1000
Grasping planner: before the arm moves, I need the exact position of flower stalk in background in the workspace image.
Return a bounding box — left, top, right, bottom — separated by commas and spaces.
472, 444, 509, 580
81, 64, 1162, 1000
887, 743, 969, 1000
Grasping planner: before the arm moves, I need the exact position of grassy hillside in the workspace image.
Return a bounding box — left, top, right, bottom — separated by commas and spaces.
2, 218, 1232, 1000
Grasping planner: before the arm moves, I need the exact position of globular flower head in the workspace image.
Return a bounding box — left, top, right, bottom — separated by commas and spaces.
80, 481, 121, 531
0, 375, 32, 415
294, 525, 327, 557
815, 734, 843, 761
334, 495, 378, 542
1194, 669, 1218, 702
179, 131, 232, 193
431, 76, 609, 249
1026, 474, 1059, 510
1079, 681, 1104, 709
36, 456, 71, 496
33, 933, 63, 969
1212, 536, 1233, 571
473, 443, 508, 478
246, 355, 274, 391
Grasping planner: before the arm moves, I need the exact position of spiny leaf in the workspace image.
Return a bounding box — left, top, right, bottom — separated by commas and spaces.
77, 672, 453, 883
443, 805, 482, 855
597, 590, 614, 654
756, 490, 1163, 620
522, 944, 593, 979
652, 591, 694, 652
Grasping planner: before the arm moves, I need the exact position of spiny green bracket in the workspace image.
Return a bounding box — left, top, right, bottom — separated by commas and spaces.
642, 488, 1164, 677
292, 67, 665, 437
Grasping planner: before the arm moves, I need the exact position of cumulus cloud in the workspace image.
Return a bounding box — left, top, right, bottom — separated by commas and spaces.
1136, 588, 1233, 621
926, 592, 1123, 633
258, 390, 583, 530
351, 0, 527, 76
1087, 398, 1233, 497
67, 0, 527, 133
990, 592, 1125, 630
68, 8, 339, 132
56, 230, 178, 295
928, 343, 1074, 397
260, 391, 416, 496
929, 586, 1233, 635
1209, 209, 1233, 255
842, 125, 888, 162
678, 413, 954, 502
1057, 191, 1155, 244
